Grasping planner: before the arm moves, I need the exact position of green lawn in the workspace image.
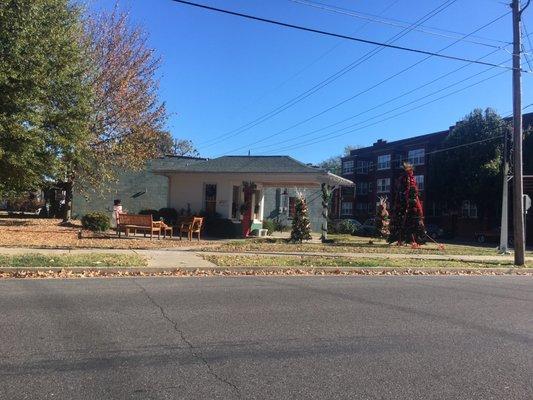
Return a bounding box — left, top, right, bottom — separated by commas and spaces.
203, 254, 519, 269
0, 253, 147, 268
204, 235, 522, 256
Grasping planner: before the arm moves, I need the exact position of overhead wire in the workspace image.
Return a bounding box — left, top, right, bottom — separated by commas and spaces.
263, 69, 509, 154
193, 0, 460, 149
220, 12, 511, 156
170, 0, 524, 72
290, 0, 510, 49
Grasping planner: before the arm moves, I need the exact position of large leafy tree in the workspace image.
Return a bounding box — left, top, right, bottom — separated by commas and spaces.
428, 108, 507, 219
58, 7, 170, 220
318, 145, 359, 174
524, 129, 533, 174
0, 0, 91, 194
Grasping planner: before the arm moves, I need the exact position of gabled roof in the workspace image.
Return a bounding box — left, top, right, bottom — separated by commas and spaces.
155, 156, 323, 173
152, 155, 354, 186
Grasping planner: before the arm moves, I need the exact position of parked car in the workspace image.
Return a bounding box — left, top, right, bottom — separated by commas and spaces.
354, 218, 378, 237
474, 227, 514, 245
330, 219, 362, 234
425, 224, 444, 239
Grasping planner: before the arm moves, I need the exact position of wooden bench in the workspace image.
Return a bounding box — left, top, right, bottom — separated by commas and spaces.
118, 213, 161, 239
179, 217, 204, 241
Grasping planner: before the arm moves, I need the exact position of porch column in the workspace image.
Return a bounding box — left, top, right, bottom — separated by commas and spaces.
258, 190, 265, 222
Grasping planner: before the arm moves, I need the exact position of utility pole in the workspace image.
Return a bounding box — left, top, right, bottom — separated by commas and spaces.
499, 128, 510, 254
511, 0, 529, 266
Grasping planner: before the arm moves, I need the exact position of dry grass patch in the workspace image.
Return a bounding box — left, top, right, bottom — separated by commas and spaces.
205, 235, 522, 257
203, 254, 520, 269
0, 253, 147, 268
0, 218, 211, 249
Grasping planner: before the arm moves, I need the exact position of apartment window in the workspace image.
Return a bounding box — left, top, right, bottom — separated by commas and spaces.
341, 202, 353, 216
341, 186, 355, 197
377, 154, 391, 170
415, 175, 424, 191
355, 160, 370, 174
342, 160, 354, 174
376, 178, 391, 193
408, 148, 425, 165
356, 182, 368, 195
461, 200, 478, 219
355, 202, 368, 212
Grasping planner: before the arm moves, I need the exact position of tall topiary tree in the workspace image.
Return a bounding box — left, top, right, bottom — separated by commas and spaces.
388, 163, 425, 246
290, 194, 312, 243
375, 196, 390, 239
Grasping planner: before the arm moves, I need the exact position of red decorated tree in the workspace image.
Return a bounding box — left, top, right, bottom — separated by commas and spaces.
388, 162, 425, 246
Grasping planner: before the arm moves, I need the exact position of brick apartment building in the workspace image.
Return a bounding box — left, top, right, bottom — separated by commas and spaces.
333, 112, 533, 241
334, 130, 448, 221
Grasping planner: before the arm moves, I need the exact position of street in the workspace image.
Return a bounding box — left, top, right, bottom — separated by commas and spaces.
0, 276, 531, 399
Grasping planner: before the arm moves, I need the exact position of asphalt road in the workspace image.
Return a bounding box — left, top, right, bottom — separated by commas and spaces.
0, 276, 531, 400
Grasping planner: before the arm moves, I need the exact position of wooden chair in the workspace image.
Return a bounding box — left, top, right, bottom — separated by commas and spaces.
179, 217, 204, 241
154, 221, 173, 238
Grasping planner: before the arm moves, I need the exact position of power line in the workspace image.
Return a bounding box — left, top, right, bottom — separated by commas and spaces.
234, 0, 402, 117
251, 55, 508, 153
291, 0, 510, 49
171, 0, 524, 72
264, 69, 508, 154
221, 12, 510, 156
196, 0, 458, 149
249, 48, 504, 153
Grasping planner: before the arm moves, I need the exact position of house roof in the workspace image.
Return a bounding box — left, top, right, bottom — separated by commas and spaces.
152, 155, 354, 186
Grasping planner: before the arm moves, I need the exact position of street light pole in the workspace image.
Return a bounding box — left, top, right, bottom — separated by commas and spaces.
512, 0, 527, 266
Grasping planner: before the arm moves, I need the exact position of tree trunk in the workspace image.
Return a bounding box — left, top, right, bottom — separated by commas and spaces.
320, 183, 332, 242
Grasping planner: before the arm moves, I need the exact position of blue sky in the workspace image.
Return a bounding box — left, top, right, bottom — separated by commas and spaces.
88, 0, 533, 163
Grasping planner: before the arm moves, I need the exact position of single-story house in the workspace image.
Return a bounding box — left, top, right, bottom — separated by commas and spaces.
73, 155, 353, 234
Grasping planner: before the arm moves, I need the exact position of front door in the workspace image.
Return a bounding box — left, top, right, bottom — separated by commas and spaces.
205, 184, 217, 216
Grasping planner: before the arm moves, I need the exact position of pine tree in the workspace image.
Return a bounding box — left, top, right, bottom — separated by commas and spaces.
375, 197, 390, 238
388, 163, 425, 246
290, 195, 312, 243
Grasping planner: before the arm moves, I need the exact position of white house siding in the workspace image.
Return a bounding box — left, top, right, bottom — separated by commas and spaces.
167, 172, 327, 225
263, 187, 323, 233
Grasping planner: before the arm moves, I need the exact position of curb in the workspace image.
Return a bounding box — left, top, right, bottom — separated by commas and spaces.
0, 266, 531, 278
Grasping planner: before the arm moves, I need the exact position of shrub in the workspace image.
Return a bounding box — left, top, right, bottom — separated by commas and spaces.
158, 207, 178, 225
262, 219, 275, 235
263, 218, 288, 235
139, 209, 160, 221
203, 218, 241, 238
81, 212, 110, 232
273, 219, 288, 233
338, 219, 357, 234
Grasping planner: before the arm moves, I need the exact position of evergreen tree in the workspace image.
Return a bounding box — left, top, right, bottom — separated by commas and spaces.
375, 197, 390, 238
388, 163, 425, 245
290, 195, 312, 243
